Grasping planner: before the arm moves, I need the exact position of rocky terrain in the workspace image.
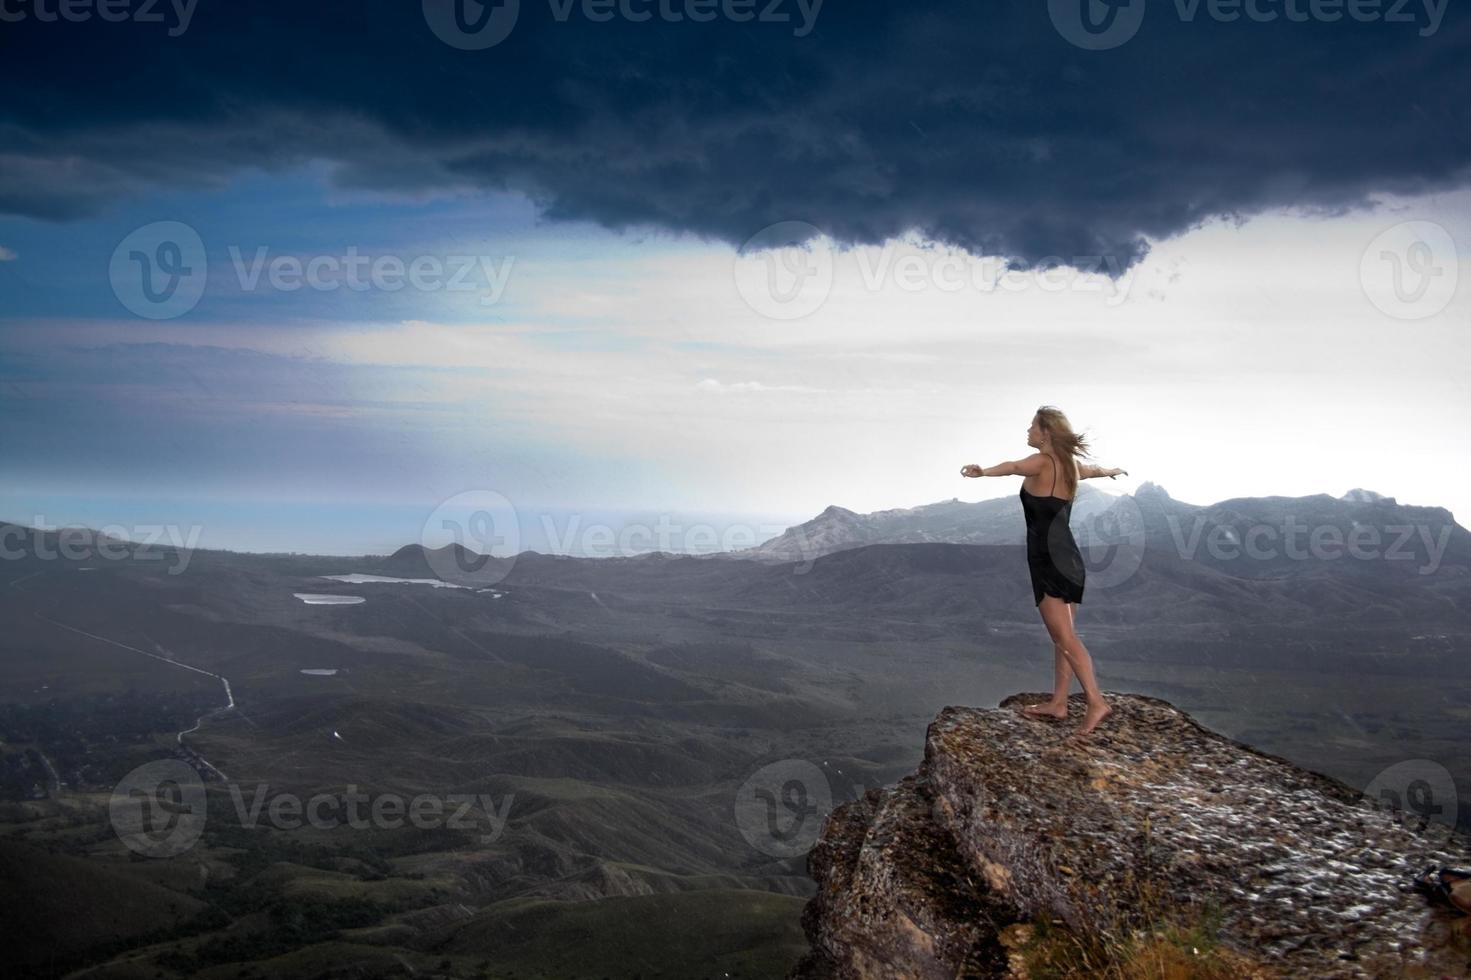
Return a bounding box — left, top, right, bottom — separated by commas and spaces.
790, 693, 1471, 979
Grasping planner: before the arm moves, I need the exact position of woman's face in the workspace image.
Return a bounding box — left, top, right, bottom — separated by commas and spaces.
1026, 417, 1041, 447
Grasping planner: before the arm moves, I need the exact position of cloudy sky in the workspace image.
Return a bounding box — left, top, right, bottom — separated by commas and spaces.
2, 1, 1468, 555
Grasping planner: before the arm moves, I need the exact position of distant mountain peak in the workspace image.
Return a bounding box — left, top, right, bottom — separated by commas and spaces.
1341, 487, 1396, 505
1135, 480, 1171, 500
819, 504, 858, 518
384, 541, 486, 577
389, 542, 477, 560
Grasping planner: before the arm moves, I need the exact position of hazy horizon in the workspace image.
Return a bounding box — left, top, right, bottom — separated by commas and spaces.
0, 476, 1445, 559
6, 185, 1467, 551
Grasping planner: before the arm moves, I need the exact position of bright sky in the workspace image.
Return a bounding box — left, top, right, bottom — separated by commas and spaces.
2, 171, 1467, 555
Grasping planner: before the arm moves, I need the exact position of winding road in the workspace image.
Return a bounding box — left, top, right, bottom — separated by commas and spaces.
30, 611, 235, 780
8, 562, 238, 782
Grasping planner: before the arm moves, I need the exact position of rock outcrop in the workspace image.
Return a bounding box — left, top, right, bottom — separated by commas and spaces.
790, 693, 1471, 979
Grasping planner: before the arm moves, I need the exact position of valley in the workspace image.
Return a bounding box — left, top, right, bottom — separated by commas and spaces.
2, 493, 1469, 977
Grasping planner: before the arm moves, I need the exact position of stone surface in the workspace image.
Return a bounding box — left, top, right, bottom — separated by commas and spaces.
790, 692, 1471, 979
789, 772, 1012, 979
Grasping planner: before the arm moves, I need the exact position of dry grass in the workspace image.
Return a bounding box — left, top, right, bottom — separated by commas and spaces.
1013, 893, 1470, 980
1004, 817, 1283, 979
1009, 895, 1277, 980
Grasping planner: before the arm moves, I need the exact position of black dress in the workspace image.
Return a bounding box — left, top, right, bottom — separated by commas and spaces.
1020, 454, 1086, 606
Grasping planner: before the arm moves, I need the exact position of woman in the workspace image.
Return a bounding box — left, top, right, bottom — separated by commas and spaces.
960, 406, 1128, 737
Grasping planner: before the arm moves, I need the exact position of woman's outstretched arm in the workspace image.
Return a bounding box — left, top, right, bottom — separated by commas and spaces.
960, 455, 1044, 479
1078, 462, 1129, 480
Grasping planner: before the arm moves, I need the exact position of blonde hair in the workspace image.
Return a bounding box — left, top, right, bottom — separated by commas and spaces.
1034, 405, 1093, 499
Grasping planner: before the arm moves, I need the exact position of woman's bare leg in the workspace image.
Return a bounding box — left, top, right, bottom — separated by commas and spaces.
1038, 596, 1111, 735
1053, 602, 1077, 699
1022, 602, 1076, 719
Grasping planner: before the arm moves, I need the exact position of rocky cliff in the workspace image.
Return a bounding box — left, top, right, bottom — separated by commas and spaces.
789, 693, 1471, 979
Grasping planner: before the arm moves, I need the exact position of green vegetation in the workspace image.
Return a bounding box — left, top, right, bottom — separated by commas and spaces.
442, 888, 810, 979
0, 690, 219, 796
157, 895, 394, 972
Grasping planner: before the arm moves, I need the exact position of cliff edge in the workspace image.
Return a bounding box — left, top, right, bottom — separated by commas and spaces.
789, 693, 1470, 979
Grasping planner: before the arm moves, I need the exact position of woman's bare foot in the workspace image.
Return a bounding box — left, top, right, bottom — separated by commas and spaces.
1021, 701, 1068, 721
1075, 698, 1113, 736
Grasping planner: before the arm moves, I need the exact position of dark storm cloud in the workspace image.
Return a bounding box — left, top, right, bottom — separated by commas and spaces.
1, 0, 1468, 269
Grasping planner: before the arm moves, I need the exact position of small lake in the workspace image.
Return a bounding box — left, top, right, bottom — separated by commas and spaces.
300, 668, 341, 676
321, 574, 469, 589
293, 593, 366, 605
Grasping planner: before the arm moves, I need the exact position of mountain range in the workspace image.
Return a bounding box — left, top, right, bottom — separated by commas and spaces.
2, 484, 1469, 977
